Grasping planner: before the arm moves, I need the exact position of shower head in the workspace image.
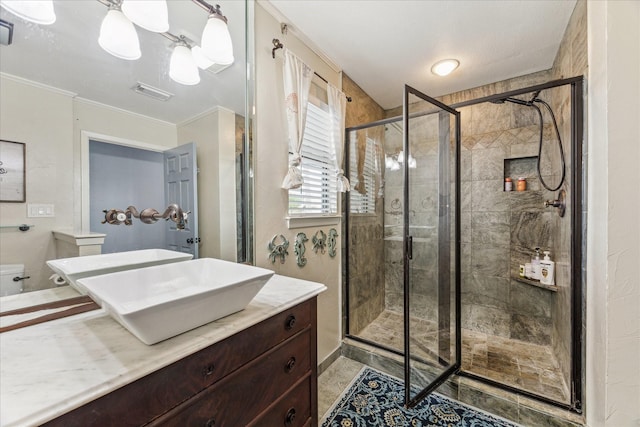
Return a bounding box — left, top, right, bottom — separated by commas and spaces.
504, 97, 531, 106
489, 96, 530, 106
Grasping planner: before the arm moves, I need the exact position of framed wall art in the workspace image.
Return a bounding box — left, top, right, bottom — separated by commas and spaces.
0, 140, 26, 202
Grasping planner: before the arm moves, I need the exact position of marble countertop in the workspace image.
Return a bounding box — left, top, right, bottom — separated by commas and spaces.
0, 275, 326, 427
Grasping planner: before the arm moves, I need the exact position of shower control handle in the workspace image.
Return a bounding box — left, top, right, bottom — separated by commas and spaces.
544, 189, 566, 217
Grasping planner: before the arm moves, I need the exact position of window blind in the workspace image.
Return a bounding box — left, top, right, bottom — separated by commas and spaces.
288, 101, 338, 215
349, 137, 375, 214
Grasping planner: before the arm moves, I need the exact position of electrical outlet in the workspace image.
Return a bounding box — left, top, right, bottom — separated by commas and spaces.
27, 204, 55, 218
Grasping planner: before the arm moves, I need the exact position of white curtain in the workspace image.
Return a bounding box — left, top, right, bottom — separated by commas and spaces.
327, 83, 350, 192
281, 48, 314, 190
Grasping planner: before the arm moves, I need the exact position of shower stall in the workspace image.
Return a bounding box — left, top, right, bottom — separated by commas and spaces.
343, 77, 584, 411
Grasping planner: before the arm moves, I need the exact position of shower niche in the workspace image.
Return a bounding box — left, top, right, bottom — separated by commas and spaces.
344, 77, 584, 413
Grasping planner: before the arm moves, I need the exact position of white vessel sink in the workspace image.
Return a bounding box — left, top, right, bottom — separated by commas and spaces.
46, 249, 193, 295
77, 258, 274, 345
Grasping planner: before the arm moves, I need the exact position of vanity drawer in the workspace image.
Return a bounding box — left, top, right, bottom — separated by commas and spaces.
43, 299, 314, 427
179, 298, 312, 389
247, 376, 312, 427
148, 329, 312, 426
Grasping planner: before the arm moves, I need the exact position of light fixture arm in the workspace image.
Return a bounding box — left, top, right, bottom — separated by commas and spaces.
191, 0, 227, 23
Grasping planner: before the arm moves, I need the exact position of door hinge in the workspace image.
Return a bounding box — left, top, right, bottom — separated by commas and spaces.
407, 235, 413, 260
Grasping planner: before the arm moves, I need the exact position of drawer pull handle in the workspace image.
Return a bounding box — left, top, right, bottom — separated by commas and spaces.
202, 364, 215, 377
205, 417, 215, 427
284, 408, 296, 426
285, 315, 296, 330
285, 357, 296, 373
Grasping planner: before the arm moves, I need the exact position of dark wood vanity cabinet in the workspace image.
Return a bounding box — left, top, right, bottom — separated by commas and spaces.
43, 298, 318, 427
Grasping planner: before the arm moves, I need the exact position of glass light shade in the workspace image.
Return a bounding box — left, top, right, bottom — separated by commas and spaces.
170, 44, 200, 86
0, 0, 56, 25
431, 59, 460, 76
201, 15, 234, 65
408, 154, 417, 169
192, 45, 215, 70
99, 9, 141, 60
122, 0, 169, 33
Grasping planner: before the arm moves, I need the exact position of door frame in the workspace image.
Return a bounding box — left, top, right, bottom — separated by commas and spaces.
79, 130, 169, 231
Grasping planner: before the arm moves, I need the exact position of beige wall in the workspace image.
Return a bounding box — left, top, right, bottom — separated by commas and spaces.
586, 1, 640, 426
0, 76, 74, 291
254, 3, 342, 364
177, 107, 238, 261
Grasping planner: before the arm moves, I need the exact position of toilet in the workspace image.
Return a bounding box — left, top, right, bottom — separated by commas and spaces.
0, 264, 24, 296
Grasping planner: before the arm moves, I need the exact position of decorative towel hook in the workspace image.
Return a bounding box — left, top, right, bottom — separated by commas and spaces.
312, 230, 327, 254
294, 232, 308, 267
328, 228, 339, 258
268, 234, 289, 264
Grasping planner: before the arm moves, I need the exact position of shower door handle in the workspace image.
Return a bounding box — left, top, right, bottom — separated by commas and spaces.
407, 236, 413, 260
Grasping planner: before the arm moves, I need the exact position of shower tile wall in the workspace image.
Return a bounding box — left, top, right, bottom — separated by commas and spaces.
458, 102, 560, 346
344, 74, 386, 335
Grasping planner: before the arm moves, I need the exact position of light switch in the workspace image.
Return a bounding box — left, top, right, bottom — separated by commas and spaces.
27, 204, 55, 218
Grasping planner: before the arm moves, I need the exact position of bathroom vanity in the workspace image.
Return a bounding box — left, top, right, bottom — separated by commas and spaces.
0, 276, 326, 426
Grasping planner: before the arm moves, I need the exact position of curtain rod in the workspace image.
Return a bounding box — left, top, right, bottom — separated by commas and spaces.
272, 39, 352, 102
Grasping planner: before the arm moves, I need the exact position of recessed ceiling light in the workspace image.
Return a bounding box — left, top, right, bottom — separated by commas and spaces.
431, 59, 460, 77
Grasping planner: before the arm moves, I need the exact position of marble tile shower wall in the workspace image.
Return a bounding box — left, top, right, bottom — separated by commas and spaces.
383, 117, 442, 321
348, 212, 385, 334
459, 101, 562, 346
344, 72, 387, 336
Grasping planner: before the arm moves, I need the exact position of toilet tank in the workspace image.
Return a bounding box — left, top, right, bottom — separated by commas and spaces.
0, 264, 24, 296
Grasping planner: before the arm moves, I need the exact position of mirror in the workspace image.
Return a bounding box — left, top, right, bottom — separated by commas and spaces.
0, 0, 253, 292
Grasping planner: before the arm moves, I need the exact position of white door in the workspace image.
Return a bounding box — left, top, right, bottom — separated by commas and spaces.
164, 143, 199, 258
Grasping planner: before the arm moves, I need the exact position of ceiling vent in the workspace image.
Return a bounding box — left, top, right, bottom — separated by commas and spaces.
0, 19, 14, 46
131, 82, 173, 101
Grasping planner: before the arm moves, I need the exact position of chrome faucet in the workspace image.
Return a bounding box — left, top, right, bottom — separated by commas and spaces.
102, 204, 189, 230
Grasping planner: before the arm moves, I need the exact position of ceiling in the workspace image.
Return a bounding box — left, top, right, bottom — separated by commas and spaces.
267, 0, 577, 110
0, 0, 246, 124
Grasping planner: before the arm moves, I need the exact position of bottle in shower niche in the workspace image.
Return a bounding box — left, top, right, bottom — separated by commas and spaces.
505, 177, 513, 192
531, 247, 541, 280
540, 251, 555, 286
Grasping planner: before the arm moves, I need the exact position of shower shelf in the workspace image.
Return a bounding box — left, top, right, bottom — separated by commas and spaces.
513, 276, 558, 292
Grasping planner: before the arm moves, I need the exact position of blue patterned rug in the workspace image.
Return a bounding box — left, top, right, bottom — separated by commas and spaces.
321, 367, 520, 427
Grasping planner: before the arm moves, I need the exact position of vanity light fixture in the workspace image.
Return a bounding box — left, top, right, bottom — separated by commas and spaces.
199, 2, 234, 65
431, 58, 460, 77
191, 45, 215, 69
98, 4, 141, 60
121, 0, 169, 33
169, 40, 201, 86
0, 0, 56, 25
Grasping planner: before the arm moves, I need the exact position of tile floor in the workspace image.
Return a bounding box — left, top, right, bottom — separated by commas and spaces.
355, 309, 570, 403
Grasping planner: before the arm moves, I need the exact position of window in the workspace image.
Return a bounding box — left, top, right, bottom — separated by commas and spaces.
349, 136, 376, 214
288, 99, 338, 216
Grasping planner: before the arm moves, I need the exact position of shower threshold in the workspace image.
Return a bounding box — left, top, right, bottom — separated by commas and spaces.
354, 309, 570, 404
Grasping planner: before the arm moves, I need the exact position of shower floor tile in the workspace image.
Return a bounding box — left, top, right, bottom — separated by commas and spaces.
355, 309, 570, 404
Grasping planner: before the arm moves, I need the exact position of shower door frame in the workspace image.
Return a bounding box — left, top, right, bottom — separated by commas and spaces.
343, 76, 584, 413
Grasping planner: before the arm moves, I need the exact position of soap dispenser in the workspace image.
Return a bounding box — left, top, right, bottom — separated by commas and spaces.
540, 251, 555, 286
531, 247, 541, 280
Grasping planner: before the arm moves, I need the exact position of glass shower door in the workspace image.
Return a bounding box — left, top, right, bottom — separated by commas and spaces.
403, 85, 461, 407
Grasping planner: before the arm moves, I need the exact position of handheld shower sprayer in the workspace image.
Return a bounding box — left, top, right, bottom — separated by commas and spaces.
491, 90, 566, 192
